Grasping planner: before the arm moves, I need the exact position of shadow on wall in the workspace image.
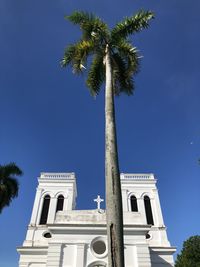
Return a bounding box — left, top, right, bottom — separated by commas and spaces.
87, 262, 106, 267
150, 249, 174, 267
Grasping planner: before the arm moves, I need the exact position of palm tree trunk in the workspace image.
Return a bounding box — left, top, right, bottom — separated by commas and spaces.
105, 44, 125, 267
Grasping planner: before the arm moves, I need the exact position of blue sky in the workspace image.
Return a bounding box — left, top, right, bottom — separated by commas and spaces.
0, 0, 200, 266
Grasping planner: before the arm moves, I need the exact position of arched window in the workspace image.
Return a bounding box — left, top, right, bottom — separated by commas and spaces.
39, 195, 50, 224
130, 195, 138, 212
56, 195, 64, 212
144, 196, 154, 225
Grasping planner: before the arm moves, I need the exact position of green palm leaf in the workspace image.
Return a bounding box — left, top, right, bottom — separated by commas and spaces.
61, 40, 96, 73
0, 162, 22, 213
111, 10, 154, 41
116, 40, 140, 75
66, 11, 109, 42
112, 53, 134, 95
1, 162, 23, 177
86, 53, 105, 96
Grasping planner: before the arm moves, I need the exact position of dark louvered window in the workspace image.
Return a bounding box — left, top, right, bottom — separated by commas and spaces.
144, 196, 154, 225
56, 195, 64, 212
39, 195, 50, 224
130, 195, 138, 211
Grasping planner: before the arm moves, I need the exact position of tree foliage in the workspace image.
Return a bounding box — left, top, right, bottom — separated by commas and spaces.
61, 10, 154, 96
0, 162, 23, 213
175, 235, 200, 267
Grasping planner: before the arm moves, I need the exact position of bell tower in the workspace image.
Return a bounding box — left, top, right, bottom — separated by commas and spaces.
22, 172, 77, 247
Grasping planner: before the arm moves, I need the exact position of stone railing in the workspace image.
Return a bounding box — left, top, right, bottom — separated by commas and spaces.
39, 172, 75, 180
120, 173, 154, 180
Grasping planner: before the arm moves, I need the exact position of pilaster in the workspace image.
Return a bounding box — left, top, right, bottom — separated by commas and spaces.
137, 244, 151, 267
30, 187, 43, 225
122, 189, 128, 211
67, 188, 74, 210
48, 197, 57, 223
137, 197, 146, 224
153, 188, 164, 226
46, 243, 62, 267
76, 244, 85, 267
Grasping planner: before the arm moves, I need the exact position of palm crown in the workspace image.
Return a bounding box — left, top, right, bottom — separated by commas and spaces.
0, 163, 23, 213
61, 10, 154, 96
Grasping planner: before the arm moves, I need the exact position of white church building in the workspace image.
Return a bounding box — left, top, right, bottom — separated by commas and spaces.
17, 172, 176, 267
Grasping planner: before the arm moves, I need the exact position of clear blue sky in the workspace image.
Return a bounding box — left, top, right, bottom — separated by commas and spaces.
0, 0, 199, 266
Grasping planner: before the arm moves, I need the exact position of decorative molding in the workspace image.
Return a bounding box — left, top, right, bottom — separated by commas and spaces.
121, 173, 155, 180
39, 172, 75, 180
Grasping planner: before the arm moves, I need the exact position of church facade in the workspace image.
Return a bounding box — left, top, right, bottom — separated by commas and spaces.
17, 172, 176, 267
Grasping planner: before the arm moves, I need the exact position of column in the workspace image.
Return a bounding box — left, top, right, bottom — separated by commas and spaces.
137, 197, 146, 224
76, 244, 85, 267
122, 189, 128, 212
67, 188, 73, 210
137, 244, 151, 267
30, 187, 43, 225
153, 188, 164, 226
48, 197, 57, 223
46, 243, 62, 267
63, 194, 69, 211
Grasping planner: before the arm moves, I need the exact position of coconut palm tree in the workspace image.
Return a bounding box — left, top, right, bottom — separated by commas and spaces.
0, 162, 23, 213
61, 10, 154, 267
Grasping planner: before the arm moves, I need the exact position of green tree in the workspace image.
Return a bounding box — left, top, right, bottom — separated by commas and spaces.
0, 162, 23, 213
175, 236, 200, 267
61, 10, 154, 267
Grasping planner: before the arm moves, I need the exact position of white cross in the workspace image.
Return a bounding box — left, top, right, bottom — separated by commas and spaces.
94, 195, 104, 210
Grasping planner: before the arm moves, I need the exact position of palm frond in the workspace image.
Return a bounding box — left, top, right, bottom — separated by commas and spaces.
116, 40, 140, 76
66, 11, 110, 43
5, 177, 19, 198
0, 184, 16, 213
0, 163, 21, 213
86, 53, 105, 96
112, 53, 135, 95
111, 10, 154, 41
0, 162, 23, 178
61, 44, 77, 67
61, 40, 95, 74
66, 11, 95, 26
0, 186, 9, 213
